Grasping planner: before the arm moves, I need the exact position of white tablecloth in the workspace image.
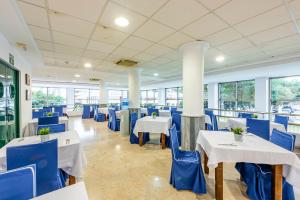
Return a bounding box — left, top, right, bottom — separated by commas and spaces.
196, 130, 300, 189
98, 108, 121, 119
227, 118, 286, 134
33, 182, 88, 200
0, 130, 87, 178
133, 116, 171, 136
24, 117, 69, 137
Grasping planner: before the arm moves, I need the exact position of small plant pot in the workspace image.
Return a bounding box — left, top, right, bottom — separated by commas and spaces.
234, 134, 243, 142
40, 134, 49, 142
152, 115, 156, 119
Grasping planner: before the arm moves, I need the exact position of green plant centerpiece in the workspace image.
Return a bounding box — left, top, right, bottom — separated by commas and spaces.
252, 114, 258, 118
152, 112, 157, 119
47, 112, 53, 117
231, 127, 244, 142
39, 128, 50, 142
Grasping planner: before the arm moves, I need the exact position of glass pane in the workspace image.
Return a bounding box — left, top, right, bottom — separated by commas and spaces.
89, 89, 99, 104
108, 90, 122, 104
178, 87, 183, 99
47, 87, 67, 106
0, 64, 6, 146
166, 88, 178, 99
74, 88, 89, 104
237, 80, 255, 110
32, 87, 48, 108
219, 82, 236, 110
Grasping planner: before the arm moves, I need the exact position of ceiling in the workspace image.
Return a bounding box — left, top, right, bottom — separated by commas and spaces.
16, 0, 300, 86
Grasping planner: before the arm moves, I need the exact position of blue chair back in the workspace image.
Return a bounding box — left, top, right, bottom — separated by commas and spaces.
6, 139, 61, 196
43, 107, 52, 113
43, 112, 59, 117
169, 125, 180, 159
173, 110, 182, 115
82, 105, 90, 119
0, 164, 36, 200
37, 124, 66, 134
270, 129, 294, 151
246, 119, 270, 140
172, 113, 181, 131
274, 115, 289, 130
147, 108, 159, 116
205, 110, 214, 130
38, 116, 59, 125
238, 112, 253, 119
54, 106, 63, 117
32, 111, 43, 119
163, 106, 169, 110
130, 112, 137, 135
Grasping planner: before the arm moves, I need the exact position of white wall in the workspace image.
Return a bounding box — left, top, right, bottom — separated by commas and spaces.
0, 32, 32, 136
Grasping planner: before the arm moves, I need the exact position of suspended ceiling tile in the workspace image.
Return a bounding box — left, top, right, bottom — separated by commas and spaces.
92, 26, 129, 45
197, 0, 231, 10
83, 50, 108, 60
152, 0, 208, 30
87, 40, 117, 53
110, 46, 140, 58
29, 25, 52, 42
20, 0, 46, 7
52, 31, 88, 48
36, 40, 53, 51
204, 28, 242, 47
132, 52, 156, 62
134, 20, 175, 42
100, 1, 147, 33
159, 32, 194, 49
217, 38, 254, 53
144, 44, 174, 56
54, 43, 84, 56
121, 36, 153, 51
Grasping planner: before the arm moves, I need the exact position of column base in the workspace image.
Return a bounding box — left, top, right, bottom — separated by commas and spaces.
181, 115, 205, 151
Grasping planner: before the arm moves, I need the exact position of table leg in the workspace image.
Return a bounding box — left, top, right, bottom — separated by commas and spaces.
69, 175, 76, 185
204, 152, 209, 174
138, 132, 143, 146
161, 133, 166, 149
215, 162, 223, 200
272, 165, 282, 200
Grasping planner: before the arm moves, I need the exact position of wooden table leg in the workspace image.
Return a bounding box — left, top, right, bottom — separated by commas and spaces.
204, 152, 209, 174
138, 132, 143, 146
69, 175, 76, 185
215, 162, 223, 200
161, 133, 166, 149
272, 165, 282, 200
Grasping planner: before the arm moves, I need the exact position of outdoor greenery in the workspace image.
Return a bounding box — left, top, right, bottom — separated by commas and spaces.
32, 90, 65, 108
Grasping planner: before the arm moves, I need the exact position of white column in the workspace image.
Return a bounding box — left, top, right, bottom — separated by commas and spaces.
99, 80, 108, 105
255, 77, 269, 113
128, 68, 141, 108
208, 83, 219, 109
181, 41, 209, 116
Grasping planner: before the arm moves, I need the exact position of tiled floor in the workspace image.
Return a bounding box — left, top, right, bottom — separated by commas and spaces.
69, 117, 250, 200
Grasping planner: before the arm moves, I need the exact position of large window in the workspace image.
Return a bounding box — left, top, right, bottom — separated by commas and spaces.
219, 80, 255, 111
74, 88, 99, 105
270, 76, 300, 123
108, 90, 127, 104
32, 87, 66, 108
141, 89, 159, 106
165, 87, 180, 107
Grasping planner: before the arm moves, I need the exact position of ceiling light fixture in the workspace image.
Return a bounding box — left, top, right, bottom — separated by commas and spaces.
216, 55, 225, 62
84, 63, 92, 68
74, 74, 80, 78
114, 17, 129, 27
153, 73, 159, 77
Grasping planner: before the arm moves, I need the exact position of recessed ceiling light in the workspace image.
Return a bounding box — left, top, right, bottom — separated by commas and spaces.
216, 55, 225, 62
153, 73, 159, 77
74, 74, 80, 78
84, 63, 92, 68
114, 17, 129, 27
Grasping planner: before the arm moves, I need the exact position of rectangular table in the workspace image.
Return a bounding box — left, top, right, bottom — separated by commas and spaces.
197, 130, 300, 200
0, 130, 87, 185
32, 182, 88, 200
133, 116, 171, 149
227, 118, 286, 134
24, 117, 69, 136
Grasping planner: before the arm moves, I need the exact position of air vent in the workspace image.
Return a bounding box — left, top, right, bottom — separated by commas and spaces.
115, 59, 138, 67
89, 78, 100, 82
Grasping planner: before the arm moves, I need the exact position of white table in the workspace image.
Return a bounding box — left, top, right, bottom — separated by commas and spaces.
196, 130, 300, 200
32, 182, 88, 200
98, 108, 121, 119
24, 117, 69, 137
227, 118, 286, 134
133, 116, 171, 149
0, 130, 87, 181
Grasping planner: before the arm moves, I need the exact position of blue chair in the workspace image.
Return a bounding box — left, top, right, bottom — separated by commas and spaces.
43, 106, 53, 113
0, 165, 36, 200
37, 124, 66, 134
107, 109, 113, 129
43, 112, 59, 117
6, 139, 64, 196
275, 115, 289, 131
172, 113, 181, 146
82, 105, 90, 119
129, 112, 150, 144
147, 108, 159, 116
110, 110, 120, 131
238, 112, 253, 119
169, 125, 206, 194
32, 111, 43, 119
94, 107, 105, 122
38, 116, 59, 125
163, 106, 169, 110
246, 118, 270, 140
205, 110, 214, 130
236, 129, 295, 200
54, 106, 64, 117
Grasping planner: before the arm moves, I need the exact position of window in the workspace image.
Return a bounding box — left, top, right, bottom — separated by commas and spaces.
270, 76, 300, 124
140, 89, 159, 106
204, 84, 208, 109
32, 87, 66, 108
74, 88, 99, 105
89, 89, 99, 104
219, 80, 255, 112
165, 87, 180, 107
108, 90, 127, 104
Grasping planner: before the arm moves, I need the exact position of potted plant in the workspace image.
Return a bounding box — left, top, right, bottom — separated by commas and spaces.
252, 114, 258, 118
47, 112, 53, 117
152, 112, 157, 119
231, 127, 244, 142
39, 128, 50, 142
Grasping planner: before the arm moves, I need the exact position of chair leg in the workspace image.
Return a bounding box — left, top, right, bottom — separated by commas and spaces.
215, 162, 223, 200
204, 152, 209, 174
161, 133, 166, 149
69, 175, 76, 185
138, 132, 143, 146
272, 165, 282, 200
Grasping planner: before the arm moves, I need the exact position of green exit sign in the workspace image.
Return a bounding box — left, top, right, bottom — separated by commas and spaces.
9, 53, 14, 66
